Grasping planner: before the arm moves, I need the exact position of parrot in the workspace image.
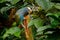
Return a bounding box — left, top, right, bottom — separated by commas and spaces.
15, 6, 40, 40
15, 7, 34, 40
15, 7, 32, 26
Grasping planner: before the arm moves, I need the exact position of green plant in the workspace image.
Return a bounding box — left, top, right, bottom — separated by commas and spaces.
0, 0, 60, 40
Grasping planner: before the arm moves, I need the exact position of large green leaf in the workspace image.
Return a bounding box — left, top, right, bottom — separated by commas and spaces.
35, 0, 53, 10
46, 12, 60, 27
28, 18, 43, 28
3, 27, 21, 39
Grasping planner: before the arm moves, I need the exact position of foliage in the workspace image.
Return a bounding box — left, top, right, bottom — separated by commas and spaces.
3, 27, 21, 39
0, 0, 60, 40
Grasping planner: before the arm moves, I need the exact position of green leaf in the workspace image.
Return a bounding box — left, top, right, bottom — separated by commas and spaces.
0, 6, 14, 14
46, 12, 60, 18
54, 3, 60, 9
35, 0, 53, 10
28, 20, 34, 27
44, 31, 54, 34
12, 22, 17, 27
28, 18, 43, 28
0, 0, 20, 4
10, 0, 20, 4
37, 25, 51, 32
37, 25, 51, 36
49, 17, 59, 27
33, 18, 43, 28
3, 27, 21, 39
0, 0, 6, 3
51, 19, 59, 27
36, 31, 43, 35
